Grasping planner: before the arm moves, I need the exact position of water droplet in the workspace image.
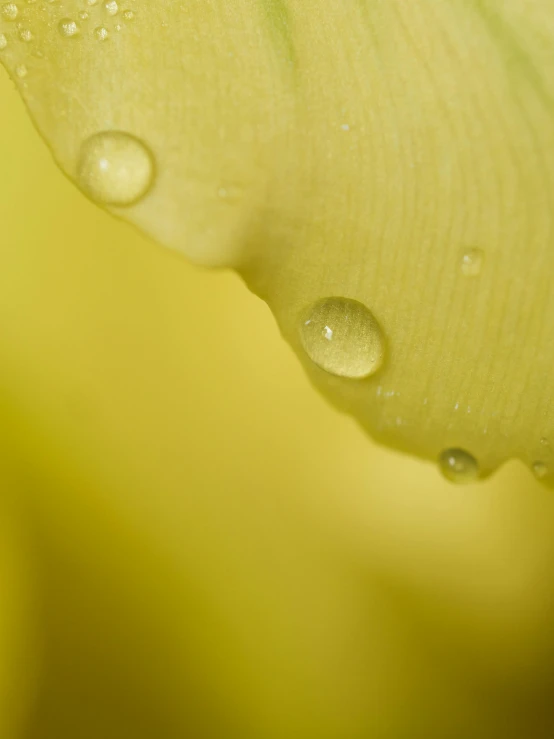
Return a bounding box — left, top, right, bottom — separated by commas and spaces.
78, 10, 89, 20
18, 26, 33, 41
122, 8, 133, 20
438, 448, 479, 484
94, 25, 109, 40
540, 437, 550, 447
1, 3, 18, 21
58, 18, 80, 37
15, 63, 27, 77
104, 0, 118, 15
532, 461, 548, 480
77, 131, 155, 207
460, 248, 484, 277
114, 22, 121, 30
0, 33, 7, 50
299, 297, 385, 379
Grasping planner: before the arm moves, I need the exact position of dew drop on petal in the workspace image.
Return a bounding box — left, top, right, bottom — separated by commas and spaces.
1, 3, 19, 21
460, 248, 484, 277
94, 25, 109, 41
76, 131, 155, 206
299, 297, 385, 379
18, 26, 33, 41
438, 448, 480, 484
58, 18, 80, 37
104, 0, 118, 15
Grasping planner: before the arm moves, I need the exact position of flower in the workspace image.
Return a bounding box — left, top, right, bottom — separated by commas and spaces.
2, 5, 554, 736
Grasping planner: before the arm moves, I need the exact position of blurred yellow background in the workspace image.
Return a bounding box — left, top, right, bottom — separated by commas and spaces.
2, 66, 554, 738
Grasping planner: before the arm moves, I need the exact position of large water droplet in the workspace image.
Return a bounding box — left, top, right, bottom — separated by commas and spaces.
76, 131, 155, 206
438, 448, 479, 484
299, 297, 385, 379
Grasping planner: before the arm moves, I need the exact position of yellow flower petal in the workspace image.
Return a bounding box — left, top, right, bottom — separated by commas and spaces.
2, 1, 554, 480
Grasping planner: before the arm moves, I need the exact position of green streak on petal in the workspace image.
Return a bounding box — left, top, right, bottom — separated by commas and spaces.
261, 0, 296, 66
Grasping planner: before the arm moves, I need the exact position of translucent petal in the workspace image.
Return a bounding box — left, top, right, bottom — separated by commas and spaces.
2, 0, 554, 479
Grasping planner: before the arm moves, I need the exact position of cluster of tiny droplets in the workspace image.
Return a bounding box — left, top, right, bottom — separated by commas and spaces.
0, 0, 137, 68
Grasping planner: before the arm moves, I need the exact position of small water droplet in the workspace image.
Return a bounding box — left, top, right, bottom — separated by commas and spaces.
1, 3, 18, 20
114, 22, 121, 30
299, 297, 385, 379
122, 8, 133, 20
532, 461, 548, 480
0, 33, 7, 50
77, 130, 155, 206
104, 0, 118, 15
540, 437, 549, 447
460, 248, 484, 277
438, 448, 479, 484
58, 18, 80, 37
18, 26, 33, 41
15, 63, 27, 77
78, 10, 89, 20
94, 25, 109, 40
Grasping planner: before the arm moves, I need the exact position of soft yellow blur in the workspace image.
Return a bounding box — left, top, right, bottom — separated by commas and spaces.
2, 68, 554, 738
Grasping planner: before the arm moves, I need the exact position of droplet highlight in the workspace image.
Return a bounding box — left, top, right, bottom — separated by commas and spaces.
299, 297, 385, 379
460, 248, 484, 277
0, 33, 7, 50
438, 448, 479, 484
76, 131, 155, 207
